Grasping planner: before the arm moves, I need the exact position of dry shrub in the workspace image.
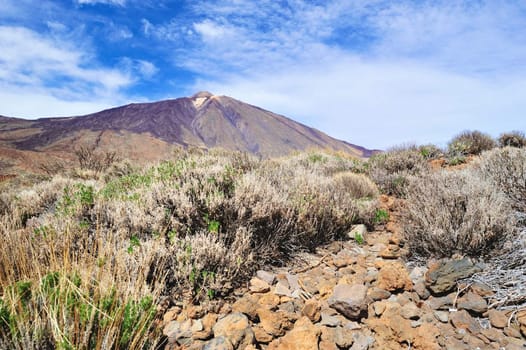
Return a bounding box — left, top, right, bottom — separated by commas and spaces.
474, 147, 526, 213
75, 146, 119, 173
447, 130, 496, 156
498, 130, 526, 148
367, 147, 429, 197
0, 149, 379, 347
402, 169, 516, 257
332, 172, 379, 199
418, 144, 444, 160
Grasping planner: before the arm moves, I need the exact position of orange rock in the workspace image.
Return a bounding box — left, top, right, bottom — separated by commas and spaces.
252, 325, 274, 343
487, 309, 508, 329
256, 308, 294, 337
271, 317, 320, 350
376, 261, 413, 292
257, 293, 280, 310
301, 299, 321, 322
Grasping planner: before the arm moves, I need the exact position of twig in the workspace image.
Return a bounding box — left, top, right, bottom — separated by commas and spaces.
293, 253, 330, 274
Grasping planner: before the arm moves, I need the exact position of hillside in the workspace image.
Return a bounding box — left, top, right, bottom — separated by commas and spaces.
0, 92, 375, 174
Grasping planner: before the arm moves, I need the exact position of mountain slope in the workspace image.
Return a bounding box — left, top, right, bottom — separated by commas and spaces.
0, 92, 375, 173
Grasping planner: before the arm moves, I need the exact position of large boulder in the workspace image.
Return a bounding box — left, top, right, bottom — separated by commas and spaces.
425, 258, 482, 294
328, 284, 369, 320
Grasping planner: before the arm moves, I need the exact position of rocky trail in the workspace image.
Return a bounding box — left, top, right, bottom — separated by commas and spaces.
159, 197, 526, 350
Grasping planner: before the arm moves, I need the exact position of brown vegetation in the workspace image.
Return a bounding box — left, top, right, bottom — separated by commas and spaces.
0, 150, 377, 348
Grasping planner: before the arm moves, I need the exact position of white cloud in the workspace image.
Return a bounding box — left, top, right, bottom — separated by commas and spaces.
181, 0, 526, 149
141, 18, 153, 35
76, 0, 126, 6
136, 60, 158, 78
46, 21, 67, 32
0, 26, 132, 90
193, 19, 235, 41
0, 85, 119, 118
0, 25, 136, 118
195, 57, 526, 149
119, 57, 158, 79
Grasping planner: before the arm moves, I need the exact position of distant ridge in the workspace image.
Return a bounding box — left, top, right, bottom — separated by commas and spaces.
0, 92, 377, 173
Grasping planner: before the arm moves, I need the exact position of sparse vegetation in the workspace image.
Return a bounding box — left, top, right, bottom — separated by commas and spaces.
498, 130, 526, 148
0, 149, 378, 348
2, 128, 526, 347
75, 146, 119, 173
447, 130, 496, 157
474, 147, 526, 214
401, 169, 516, 257
367, 146, 429, 197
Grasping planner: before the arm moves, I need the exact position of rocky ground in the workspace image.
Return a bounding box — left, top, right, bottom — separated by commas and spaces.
159, 197, 526, 350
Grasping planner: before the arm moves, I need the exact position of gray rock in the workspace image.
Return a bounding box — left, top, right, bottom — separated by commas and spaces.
344, 321, 362, 330
426, 294, 455, 310
350, 333, 375, 350
434, 310, 449, 323
409, 266, 428, 283
286, 273, 300, 292
163, 319, 193, 343
367, 287, 391, 301
456, 292, 488, 314
335, 326, 354, 348
256, 270, 276, 285
212, 313, 254, 349
320, 311, 342, 327
425, 258, 483, 294
274, 281, 292, 297
400, 302, 421, 320
203, 336, 234, 350
191, 319, 204, 333
328, 284, 369, 320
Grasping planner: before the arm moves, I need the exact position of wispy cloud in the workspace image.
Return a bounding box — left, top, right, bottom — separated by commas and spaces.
0, 25, 132, 117
168, 0, 526, 148
76, 0, 126, 6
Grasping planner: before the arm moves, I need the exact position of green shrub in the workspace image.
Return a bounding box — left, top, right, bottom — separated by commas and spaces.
498, 131, 526, 148
418, 144, 443, 160
401, 169, 516, 257
447, 130, 496, 156
367, 147, 429, 197
374, 209, 389, 224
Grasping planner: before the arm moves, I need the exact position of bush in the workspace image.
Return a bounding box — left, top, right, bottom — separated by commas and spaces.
0, 150, 381, 347
401, 169, 516, 257
418, 144, 443, 160
367, 147, 429, 197
447, 130, 496, 156
75, 146, 119, 173
498, 131, 526, 148
474, 147, 526, 213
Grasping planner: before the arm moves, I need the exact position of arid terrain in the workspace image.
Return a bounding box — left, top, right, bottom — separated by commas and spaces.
0, 97, 525, 349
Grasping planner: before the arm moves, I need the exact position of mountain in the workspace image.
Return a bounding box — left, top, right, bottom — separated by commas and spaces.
0, 92, 375, 174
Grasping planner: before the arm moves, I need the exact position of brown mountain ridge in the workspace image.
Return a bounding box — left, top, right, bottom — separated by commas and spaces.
0, 92, 375, 174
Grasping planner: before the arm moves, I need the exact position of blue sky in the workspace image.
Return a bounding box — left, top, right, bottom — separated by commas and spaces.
1, 0, 525, 149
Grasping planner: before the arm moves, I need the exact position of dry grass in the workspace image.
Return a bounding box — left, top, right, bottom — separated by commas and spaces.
498, 131, 526, 148
474, 147, 526, 214
401, 169, 516, 258
367, 146, 430, 197
0, 149, 378, 348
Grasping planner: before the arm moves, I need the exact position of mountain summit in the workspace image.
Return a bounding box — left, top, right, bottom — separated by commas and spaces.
0, 92, 374, 173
